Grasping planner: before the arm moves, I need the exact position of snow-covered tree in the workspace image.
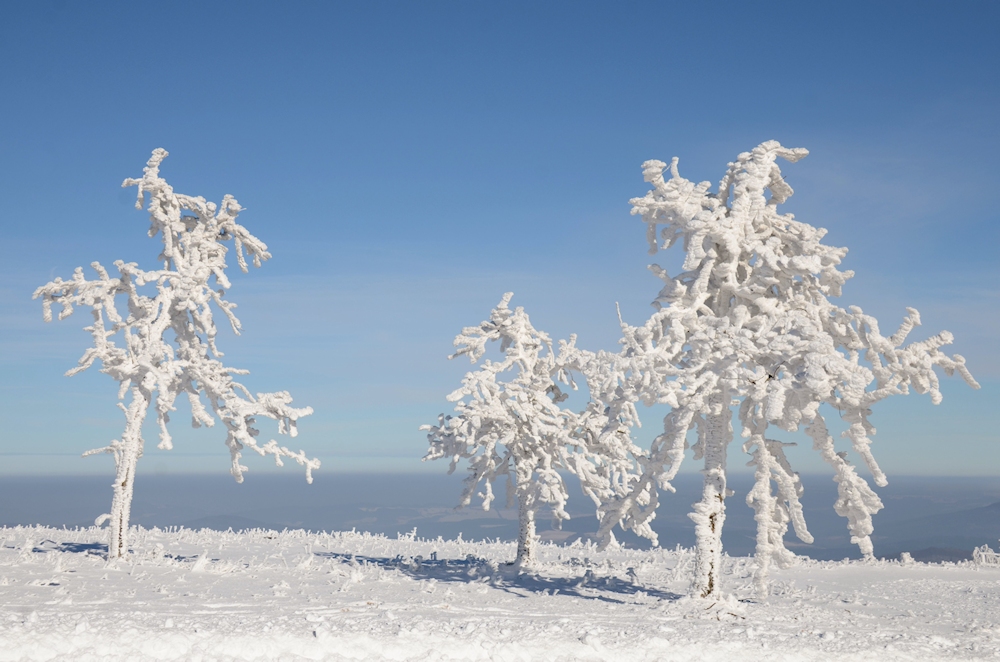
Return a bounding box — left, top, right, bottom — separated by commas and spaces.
34, 149, 319, 560
422, 293, 636, 568
590, 141, 978, 597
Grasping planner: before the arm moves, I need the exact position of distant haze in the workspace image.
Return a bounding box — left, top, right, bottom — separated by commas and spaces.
3, 473, 998, 563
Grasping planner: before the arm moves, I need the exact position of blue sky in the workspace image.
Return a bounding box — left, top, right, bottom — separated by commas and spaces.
1, 1, 997, 479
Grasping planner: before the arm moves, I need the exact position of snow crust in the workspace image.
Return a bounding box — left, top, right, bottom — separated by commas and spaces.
1, 526, 998, 661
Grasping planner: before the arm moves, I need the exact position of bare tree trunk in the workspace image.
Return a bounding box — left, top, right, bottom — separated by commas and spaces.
108, 388, 149, 560
690, 390, 732, 598
513, 455, 538, 569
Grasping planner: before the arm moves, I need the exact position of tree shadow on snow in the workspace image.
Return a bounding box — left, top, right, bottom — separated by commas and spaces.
315, 551, 682, 603
31, 540, 108, 556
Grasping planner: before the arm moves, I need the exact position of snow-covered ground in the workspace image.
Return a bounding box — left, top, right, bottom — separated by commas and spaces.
1, 526, 998, 661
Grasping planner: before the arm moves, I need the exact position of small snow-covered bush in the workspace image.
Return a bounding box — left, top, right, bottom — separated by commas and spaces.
973, 544, 1000, 566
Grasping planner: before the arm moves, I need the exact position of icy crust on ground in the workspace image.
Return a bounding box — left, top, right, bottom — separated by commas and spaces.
1, 527, 998, 661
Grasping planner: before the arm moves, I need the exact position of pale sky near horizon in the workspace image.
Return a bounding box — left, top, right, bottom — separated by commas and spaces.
1, 1, 997, 479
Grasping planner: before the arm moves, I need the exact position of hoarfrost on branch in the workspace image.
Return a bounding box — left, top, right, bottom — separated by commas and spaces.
422, 293, 638, 569
34, 149, 319, 559
590, 140, 978, 597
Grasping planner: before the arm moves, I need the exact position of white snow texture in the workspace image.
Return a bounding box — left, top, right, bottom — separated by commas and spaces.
1, 525, 997, 661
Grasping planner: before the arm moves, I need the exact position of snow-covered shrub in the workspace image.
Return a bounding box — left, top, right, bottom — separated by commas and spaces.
973, 544, 1000, 566
590, 141, 978, 597
34, 149, 319, 559
422, 293, 636, 569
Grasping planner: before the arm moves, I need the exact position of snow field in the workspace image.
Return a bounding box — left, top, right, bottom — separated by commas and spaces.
1, 525, 998, 661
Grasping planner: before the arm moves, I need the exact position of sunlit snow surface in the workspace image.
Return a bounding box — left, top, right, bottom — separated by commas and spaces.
1, 526, 997, 661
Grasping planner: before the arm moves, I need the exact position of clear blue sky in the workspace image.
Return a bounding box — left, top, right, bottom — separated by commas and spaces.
1, 1, 997, 478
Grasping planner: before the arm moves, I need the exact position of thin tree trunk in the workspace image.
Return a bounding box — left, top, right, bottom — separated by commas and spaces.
516, 494, 537, 569
108, 388, 149, 560
514, 455, 537, 569
690, 390, 732, 598
747, 434, 778, 597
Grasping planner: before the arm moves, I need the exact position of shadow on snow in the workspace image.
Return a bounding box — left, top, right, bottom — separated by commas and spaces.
22, 538, 682, 602
315, 551, 682, 603
32, 540, 108, 556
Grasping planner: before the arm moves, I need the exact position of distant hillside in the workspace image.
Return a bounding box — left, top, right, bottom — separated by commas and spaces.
873, 500, 1000, 560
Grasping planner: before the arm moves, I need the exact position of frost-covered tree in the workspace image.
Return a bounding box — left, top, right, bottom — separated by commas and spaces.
591, 141, 978, 597
34, 149, 319, 559
422, 293, 636, 569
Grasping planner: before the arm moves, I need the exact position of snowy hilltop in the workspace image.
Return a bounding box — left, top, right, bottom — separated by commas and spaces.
1, 525, 998, 661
